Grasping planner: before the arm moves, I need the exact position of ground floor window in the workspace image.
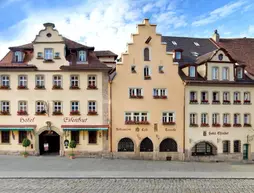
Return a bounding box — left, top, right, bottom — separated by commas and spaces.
140, 137, 153, 152
88, 131, 97, 144
19, 131, 27, 144
1, 131, 10, 143
159, 138, 177, 152
222, 140, 230, 153
234, 140, 241, 153
71, 131, 79, 144
118, 138, 134, 152
192, 141, 215, 156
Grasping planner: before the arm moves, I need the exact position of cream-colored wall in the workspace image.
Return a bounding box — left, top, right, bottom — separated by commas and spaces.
98, 56, 115, 62
182, 67, 188, 76
197, 64, 206, 77
185, 85, 254, 153
112, 19, 184, 157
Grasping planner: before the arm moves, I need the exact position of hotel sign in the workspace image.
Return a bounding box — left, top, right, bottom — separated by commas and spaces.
203, 131, 229, 136
19, 117, 88, 123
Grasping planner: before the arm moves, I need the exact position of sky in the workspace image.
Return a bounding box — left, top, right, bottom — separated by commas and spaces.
0, 0, 253, 58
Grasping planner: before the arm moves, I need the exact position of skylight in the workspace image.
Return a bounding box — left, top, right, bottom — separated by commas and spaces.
191, 52, 199, 57
194, 42, 200, 46
172, 41, 177, 46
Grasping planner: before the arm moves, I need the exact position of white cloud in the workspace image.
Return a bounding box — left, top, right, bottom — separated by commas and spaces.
192, 0, 247, 26
142, 4, 153, 13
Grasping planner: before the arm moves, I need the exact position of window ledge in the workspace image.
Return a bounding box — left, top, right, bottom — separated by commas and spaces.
69, 114, 81, 116
43, 59, 54, 63
189, 124, 199, 127
34, 88, 46, 90
52, 88, 63, 90
87, 143, 98, 145
0, 114, 11, 116
130, 96, 144, 99
36, 57, 43, 60
54, 57, 61, 59
69, 87, 80, 90
0, 143, 11, 145
162, 122, 175, 125
0, 87, 10, 90
87, 113, 98, 116
17, 87, 29, 90
35, 114, 47, 116
52, 114, 63, 116
243, 102, 251, 105
201, 101, 209, 104
87, 87, 98, 90
189, 101, 198, 104
144, 76, 151, 80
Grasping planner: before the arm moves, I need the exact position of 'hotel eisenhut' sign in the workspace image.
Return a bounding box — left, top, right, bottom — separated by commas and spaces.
20, 117, 88, 123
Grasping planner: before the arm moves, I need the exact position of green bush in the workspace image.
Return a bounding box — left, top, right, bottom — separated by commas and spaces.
22, 138, 31, 156
69, 140, 76, 156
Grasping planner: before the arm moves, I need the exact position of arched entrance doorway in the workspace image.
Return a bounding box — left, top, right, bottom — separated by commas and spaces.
39, 130, 60, 155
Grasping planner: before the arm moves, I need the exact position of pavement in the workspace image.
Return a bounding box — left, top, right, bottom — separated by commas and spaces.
1, 155, 254, 179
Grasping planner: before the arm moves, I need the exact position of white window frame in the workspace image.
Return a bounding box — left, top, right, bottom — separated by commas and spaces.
44, 48, 53, 60
234, 113, 240, 124
201, 91, 208, 101
223, 114, 230, 124
175, 51, 181, 59
158, 66, 164, 73
1, 101, 10, 112
190, 113, 197, 124
212, 92, 219, 101
18, 75, 27, 87
201, 113, 208, 124
18, 101, 27, 112
124, 112, 149, 123
70, 75, 79, 87
162, 112, 175, 123
54, 101, 62, 112
35, 75, 45, 87
1, 75, 10, 87
36, 101, 45, 112
190, 91, 197, 101
222, 67, 229, 80
153, 88, 167, 97
88, 101, 96, 112
189, 66, 196, 77
78, 50, 87, 62
129, 88, 143, 97
236, 68, 243, 79
212, 67, 219, 80
14, 51, 22, 62
71, 101, 79, 112
234, 92, 240, 101
244, 114, 250, 124
223, 92, 230, 101
144, 66, 151, 77
244, 92, 250, 102
88, 75, 97, 87
212, 113, 219, 124
53, 75, 62, 87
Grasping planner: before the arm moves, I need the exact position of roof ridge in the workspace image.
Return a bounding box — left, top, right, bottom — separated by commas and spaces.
162, 36, 210, 40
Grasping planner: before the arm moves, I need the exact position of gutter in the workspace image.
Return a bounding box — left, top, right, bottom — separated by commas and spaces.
183, 81, 186, 158
109, 81, 113, 152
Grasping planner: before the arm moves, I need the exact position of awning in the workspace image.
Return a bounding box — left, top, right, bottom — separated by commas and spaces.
0, 127, 34, 131
63, 128, 108, 131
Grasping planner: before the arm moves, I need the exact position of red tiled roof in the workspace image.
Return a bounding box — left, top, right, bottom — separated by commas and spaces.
217, 38, 254, 75
94, 50, 118, 58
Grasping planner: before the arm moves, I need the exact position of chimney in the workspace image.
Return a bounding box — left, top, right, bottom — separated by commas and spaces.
212, 29, 220, 42
143, 18, 149, 25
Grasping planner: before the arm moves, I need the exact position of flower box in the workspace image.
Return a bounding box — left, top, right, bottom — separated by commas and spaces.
223, 100, 230, 104
88, 111, 98, 115
52, 85, 62, 89
190, 123, 198, 127
212, 100, 220, 104
233, 123, 242, 127
52, 111, 63, 115
244, 123, 251, 127
35, 85, 45, 89
125, 121, 149, 125
223, 123, 231, 127
153, 96, 167, 99
1, 111, 10, 115
35, 111, 46, 115
212, 123, 221, 127
17, 111, 28, 115
159, 70, 164, 74
87, 85, 97, 89
233, 100, 241, 104
0, 85, 10, 89
201, 100, 209, 104
17, 85, 27, 89
163, 122, 175, 125
130, 95, 143, 99
189, 100, 198, 104
69, 86, 80, 90
144, 76, 151, 80
70, 111, 80, 115
201, 123, 209, 127
244, 100, 251, 104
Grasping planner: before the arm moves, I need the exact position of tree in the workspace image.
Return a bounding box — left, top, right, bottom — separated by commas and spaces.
22, 138, 31, 156
69, 140, 76, 156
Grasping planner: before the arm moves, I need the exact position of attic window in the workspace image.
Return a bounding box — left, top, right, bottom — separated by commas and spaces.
78, 50, 87, 62
14, 51, 22, 62
46, 33, 52, 38
236, 67, 243, 79
172, 41, 177, 46
189, 66, 196, 77
194, 42, 200, 46
191, 52, 199, 57
175, 51, 182, 60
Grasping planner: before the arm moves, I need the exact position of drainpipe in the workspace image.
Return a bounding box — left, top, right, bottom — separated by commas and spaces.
109, 81, 113, 152
183, 82, 186, 159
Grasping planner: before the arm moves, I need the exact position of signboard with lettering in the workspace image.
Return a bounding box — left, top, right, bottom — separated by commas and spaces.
203, 131, 229, 136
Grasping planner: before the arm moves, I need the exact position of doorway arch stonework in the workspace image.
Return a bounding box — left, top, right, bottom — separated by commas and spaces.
35, 126, 64, 156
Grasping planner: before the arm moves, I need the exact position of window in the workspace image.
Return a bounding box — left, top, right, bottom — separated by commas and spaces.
131, 66, 136, 73
218, 54, 223, 61
189, 66, 196, 77
153, 88, 167, 98
212, 92, 220, 103
223, 114, 230, 124
172, 41, 177, 45
236, 67, 243, 79
37, 52, 43, 58
244, 92, 251, 103
118, 138, 134, 152
192, 142, 213, 156
14, 51, 22, 62
175, 51, 181, 59
233, 140, 241, 153
1, 75, 10, 88
190, 113, 197, 125
201, 91, 208, 103
201, 113, 208, 125
223, 140, 230, 153
1, 131, 9, 143
234, 92, 240, 103
212, 67, 219, 80
44, 48, 53, 60
36, 101, 45, 114
1, 101, 10, 113
71, 101, 79, 112
53, 75, 62, 88
18, 101, 27, 115
212, 113, 219, 125
19, 131, 27, 144
18, 75, 27, 88
190, 91, 197, 103
88, 131, 97, 144
88, 76, 97, 89
70, 75, 79, 88
55, 52, 60, 58
144, 66, 151, 79
129, 88, 143, 98
162, 112, 175, 124
35, 75, 45, 88
194, 42, 200, 46
191, 52, 199, 57
234, 113, 240, 124
88, 101, 96, 112
53, 101, 62, 113
124, 112, 148, 124
144, 48, 150, 61
78, 50, 87, 62
71, 131, 79, 144
158, 66, 164, 73
222, 67, 229, 80
223, 92, 230, 103
244, 114, 250, 125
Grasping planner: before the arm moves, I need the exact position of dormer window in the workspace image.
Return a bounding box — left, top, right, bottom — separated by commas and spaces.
44, 48, 53, 60
78, 50, 87, 62
236, 67, 243, 79
175, 51, 181, 60
144, 48, 150, 61
14, 51, 22, 62
189, 66, 196, 77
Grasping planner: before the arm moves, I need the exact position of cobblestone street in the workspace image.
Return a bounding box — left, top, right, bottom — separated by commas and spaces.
1, 178, 254, 193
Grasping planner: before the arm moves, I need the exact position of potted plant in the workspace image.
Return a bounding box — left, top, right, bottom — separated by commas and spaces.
22, 138, 31, 158
69, 140, 76, 159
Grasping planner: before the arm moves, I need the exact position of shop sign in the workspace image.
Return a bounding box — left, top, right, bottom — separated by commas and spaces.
204, 131, 229, 136
63, 117, 88, 123
165, 128, 176, 131
20, 117, 35, 123
116, 128, 131, 131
